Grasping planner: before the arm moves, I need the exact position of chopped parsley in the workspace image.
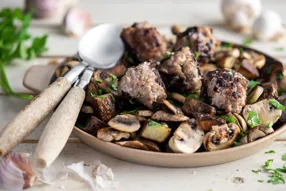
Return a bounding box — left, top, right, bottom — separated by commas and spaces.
258, 180, 264, 183
195, 52, 200, 59
252, 169, 262, 174
129, 98, 135, 104
243, 39, 253, 45
96, 95, 104, 99
268, 170, 285, 184
221, 115, 236, 123
248, 80, 261, 89
187, 93, 202, 101
94, 78, 102, 83
75, 121, 89, 129
273, 47, 284, 52
147, 119, 162, 127
269, 99, 286, 111
277, 72, 283, 80
98, 89, 103, 95
221, 42, 233, 48
265, 150, 276, 154
268, 122, 273, 128
120, 108, 139, 115
264, 159, 274, 170
247, 111, 262, 128
233, 141, 240, 147
165, 51, 172, 58
278, 89, 284, 96
109, 74, 118, 91
282, 153, 286, 161
90, 91, 96, 98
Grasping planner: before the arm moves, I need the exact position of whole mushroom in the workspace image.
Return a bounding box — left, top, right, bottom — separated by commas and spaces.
253, 10, 284, 41
221, 0, 262, 32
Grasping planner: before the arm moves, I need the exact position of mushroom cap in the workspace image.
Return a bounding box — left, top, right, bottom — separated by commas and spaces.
108, 115, 141, 132
203, 123, 240, 151
97, 127, 130, 142
253, 10, 283, 41
151, 110, 189, 122
242, 99, 282, 127
169, 119, 204, 153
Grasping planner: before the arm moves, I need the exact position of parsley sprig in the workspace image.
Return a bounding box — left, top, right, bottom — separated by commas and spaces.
0, 8, 48, 99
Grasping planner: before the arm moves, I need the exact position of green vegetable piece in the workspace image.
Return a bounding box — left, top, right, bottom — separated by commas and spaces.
273, 47, 284, 52
265, 150, 275, 154
258, 180, 264, 183
109, 74, 118, 91
269, 99, 286, 111
187, 93, 201, 101
282, 153, 286, 161
94, 78, 102, 83
165, 51, 172, 58
277, 73, 283, 80
264, 159, 274, 170
247, 111, 262, 128
267, 122, 273, 128
90, 92, 96, 98
221, 42, 233, 48
248, 80, 261, 89
195, 52, 200, 59
243, 39, 253, 45
221, 115, 236, 123
147, 119, 162, 127
252, 169, 262, 174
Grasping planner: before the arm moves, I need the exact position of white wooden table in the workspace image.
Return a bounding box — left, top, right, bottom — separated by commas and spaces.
1, 0, 286, 191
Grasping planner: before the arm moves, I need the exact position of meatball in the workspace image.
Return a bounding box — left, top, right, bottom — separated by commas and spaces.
121, 22, 167, 62
158, 47, 202, 93
173, 26, 217, 64
119, 61, 167, 108
204, 69, 248, 113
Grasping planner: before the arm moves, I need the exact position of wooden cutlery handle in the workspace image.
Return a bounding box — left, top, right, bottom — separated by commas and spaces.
33, 87, 86, 168
0, 77, 71, 156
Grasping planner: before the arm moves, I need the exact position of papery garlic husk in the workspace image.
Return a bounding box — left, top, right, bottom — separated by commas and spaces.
63, 8, 92, 37
221, 0, 262, 32
253, 10, 285, 41
0, 152, 36, 190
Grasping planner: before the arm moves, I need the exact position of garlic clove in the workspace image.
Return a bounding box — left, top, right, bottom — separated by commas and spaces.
63, 8, 92, 37
0, 152, 36, 190
253, 10, 284, 41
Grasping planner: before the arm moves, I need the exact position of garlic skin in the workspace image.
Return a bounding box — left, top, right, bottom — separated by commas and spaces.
221, 0, 262, 32
253, 10, 284, 41
0, 153, 36, 190
63, 8, 92, 37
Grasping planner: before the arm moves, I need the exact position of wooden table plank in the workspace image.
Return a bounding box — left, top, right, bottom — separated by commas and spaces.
0, 141, 284, 191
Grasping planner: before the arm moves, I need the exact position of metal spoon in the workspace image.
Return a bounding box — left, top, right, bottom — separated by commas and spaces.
0, 24, 124, 163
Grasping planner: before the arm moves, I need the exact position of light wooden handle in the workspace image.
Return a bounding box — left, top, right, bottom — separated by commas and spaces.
0, 77, 71, 156
33, 87, 86, 168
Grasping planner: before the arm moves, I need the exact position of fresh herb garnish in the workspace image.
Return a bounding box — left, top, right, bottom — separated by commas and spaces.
187, 93, 201, 101
195, 52, 200, 59
273, 47, 284, 52
248, 80, 261, 89
120, 108, 139, 115
268, 170, 285, 184
90, 91, 96, 98
265, 150, 276, 154
239, 131, 245, 137
129, 98, 135, 104
277, 72, 283, 80
247, 111, 262, 128
258, 180, 264, 183
221, 42, 233, 48
268, 122, 273, 128
221, 115, 236, 123
252, 169, 262, 174
233, 141, 240, 147
109, 74, 118, 91
98, 89, 103, 95
264, 159, 274, 170
94, 78, 102, 83
165, 51, 172, 58
277, 163, 286, 173
147, 119, 162, 127
278, 89, 284, 96
282, 153, 286, 161
243, 39, 253, 45
0, 8, 48, 99
269, 99, 286, 111
96, 95, 104, 99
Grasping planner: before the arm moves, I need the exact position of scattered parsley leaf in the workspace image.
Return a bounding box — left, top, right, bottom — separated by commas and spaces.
282, 153, 286, 161
258, 180, 264, 183
94, 78, 102, 83
264, 159, 274, 170
239, 131, 245, 137
248, 80, 261, 89
96, 95, 104, 99
221, 115, 236, 123
109, 74, 118, 91
252, 169, 262, 174
265, 150, 276, 154
165, 51, 172, 58
187, 93, 201, 101
221, 42, 233, 48
98, 89, 103, 95
147, 119, 162, 127
195, 52, 200, 59
243, 39, 253, 45
269, 99, 286, 111
233, 141, 240, 147
129, 98, 135, 104
247, 111, 262, 128
120, 108, 139, 115
277, 73, 283, 80
267, 169, 285, 185
273, 47, 284, 52
268, 122, 273, 128
90, 92, 96, 98
278, 89, 284, 96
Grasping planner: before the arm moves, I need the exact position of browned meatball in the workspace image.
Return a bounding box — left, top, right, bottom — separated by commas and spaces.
158, 47, 202, 93
121, 22, 167, 62
174, 26, 217, 64
119, 61, 167, 108
204, 69, 248, 113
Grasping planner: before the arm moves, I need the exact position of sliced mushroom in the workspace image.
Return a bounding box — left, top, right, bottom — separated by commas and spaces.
237, 59, 259, 79
140, 120, 171, 143
182, 98, 216, 116
124, 114, 147, 122
260, 82, 278, 100
200, 64, 217, 75
137, 110, 153, 117
242, 99, 282, 127
249, 51, 266, 69
163, 100, 183, 114
92, 70, 118, 95
168, 119, 204, 153
108, 115, 141, 132
80, 105, 94, 114
138, 139, 160, 152
233, 113, 248, 132
85, 82, 98, 104
151, 110, 189, 122
97, 127, 130, 142
170, 92, 186, 103
79, 116, 107, 136
247, 86, 264, 104
193, 113, 225, 132
203, 123, 240, 151
217, 56, 236, 69
115, 140, 149, 151
239, 125, 274, 145
91, 94, 116, 122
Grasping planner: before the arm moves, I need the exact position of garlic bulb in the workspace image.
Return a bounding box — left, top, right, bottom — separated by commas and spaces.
63, 8, 92, 37
221, 0, 262, 32
0, 153, 36, 190
253, 10, 284, 41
